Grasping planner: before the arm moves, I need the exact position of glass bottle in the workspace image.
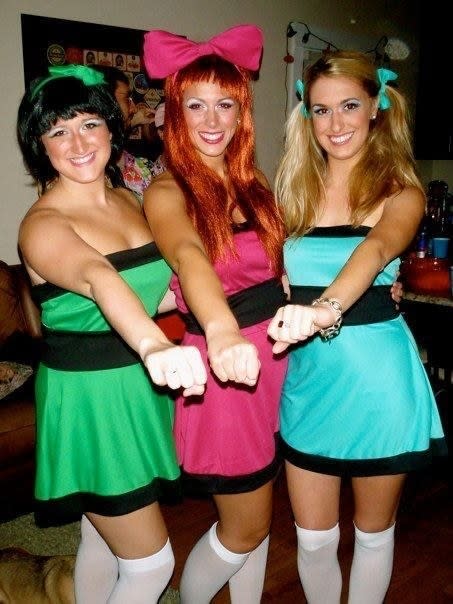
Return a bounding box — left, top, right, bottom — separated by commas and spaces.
427, 179, 449, 235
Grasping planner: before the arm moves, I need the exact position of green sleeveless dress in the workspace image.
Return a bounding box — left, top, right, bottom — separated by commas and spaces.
32, 243, 180, 524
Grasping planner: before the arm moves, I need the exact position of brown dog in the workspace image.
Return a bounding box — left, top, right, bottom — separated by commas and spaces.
0, 548, 75, 603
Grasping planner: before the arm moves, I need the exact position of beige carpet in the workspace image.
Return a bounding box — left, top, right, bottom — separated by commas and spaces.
0, 513, 80, 555
0, 514, 180, 602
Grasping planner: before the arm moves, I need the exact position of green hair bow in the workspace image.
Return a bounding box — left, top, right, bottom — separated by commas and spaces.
31, 64, 106, 100
376, 67, 398, 110
295, 79, 310, 118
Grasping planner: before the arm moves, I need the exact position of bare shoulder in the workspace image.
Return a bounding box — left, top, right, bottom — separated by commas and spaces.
19, 194, 64, 236
114, 186, 142, 210
392, 184, 424, 202
388, 185, 425, 211
147, 170, 178, 193
143, 171, 185, 212
18, 196, 75, 283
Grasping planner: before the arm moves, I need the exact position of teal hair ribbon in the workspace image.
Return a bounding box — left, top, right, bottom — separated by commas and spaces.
295, 79, 310, 118
31, 64, 106, 100
376, 67, 398, 110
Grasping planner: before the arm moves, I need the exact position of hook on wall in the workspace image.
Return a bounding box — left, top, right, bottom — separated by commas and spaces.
286, 22, 339, 51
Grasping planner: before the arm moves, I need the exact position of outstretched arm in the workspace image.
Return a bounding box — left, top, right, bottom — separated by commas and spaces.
19, 208, 207, 397
143, 177, 260, 386
268, 186, 425, 353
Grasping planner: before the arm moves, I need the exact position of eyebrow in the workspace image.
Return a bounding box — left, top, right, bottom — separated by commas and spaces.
185, 96, 235, 102
312, 97, 361, 107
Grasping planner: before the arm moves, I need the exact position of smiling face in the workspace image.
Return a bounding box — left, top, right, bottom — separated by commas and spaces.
182, 80, 240, 166
309, 75, 377, 164
41, 112, 112, 184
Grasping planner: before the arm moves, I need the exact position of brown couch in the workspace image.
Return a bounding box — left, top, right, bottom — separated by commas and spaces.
0, 260, 41, 520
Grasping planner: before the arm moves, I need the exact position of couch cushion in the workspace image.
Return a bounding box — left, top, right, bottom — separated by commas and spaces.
0, 332, 41, 367
0, 362, 33, 401
0, 391, 35, 460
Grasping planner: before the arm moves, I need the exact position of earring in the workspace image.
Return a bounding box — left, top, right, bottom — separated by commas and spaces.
237, 117, 241, 124
371, 114, 377, 120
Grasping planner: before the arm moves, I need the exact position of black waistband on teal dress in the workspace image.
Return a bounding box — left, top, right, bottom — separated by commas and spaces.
183, 277, 286, 335
289, 285, 400, 325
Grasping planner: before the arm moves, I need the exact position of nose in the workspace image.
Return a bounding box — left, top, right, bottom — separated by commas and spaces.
330, 109, 344, 132
72, 132, 87, 154
205, 106, 218, 128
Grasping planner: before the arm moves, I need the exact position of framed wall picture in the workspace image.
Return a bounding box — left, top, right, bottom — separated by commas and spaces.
20, 14, 164, 159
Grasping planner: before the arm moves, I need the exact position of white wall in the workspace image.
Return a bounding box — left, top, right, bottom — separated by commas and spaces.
1, 0, 420, 263
417, 160, 453, 191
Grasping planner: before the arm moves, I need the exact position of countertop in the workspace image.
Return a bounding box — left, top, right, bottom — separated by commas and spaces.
402, 291, 453, 307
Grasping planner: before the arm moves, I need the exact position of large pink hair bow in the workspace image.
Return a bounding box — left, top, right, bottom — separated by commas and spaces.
143, 24, 263, 79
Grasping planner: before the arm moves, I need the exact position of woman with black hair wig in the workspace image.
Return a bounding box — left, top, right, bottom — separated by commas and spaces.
16, 65, 208, 603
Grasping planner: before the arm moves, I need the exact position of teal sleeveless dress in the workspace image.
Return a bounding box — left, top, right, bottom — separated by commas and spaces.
280, 226, 447, 476
32, 243, 181, 524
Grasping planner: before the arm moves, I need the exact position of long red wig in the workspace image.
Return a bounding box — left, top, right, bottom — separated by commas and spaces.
164, 55, 284, 276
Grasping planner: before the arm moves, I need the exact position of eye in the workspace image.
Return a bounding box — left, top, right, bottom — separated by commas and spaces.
312, 106, 331, 117
344, 100, 361, 111
83, 118, 104, 129
47, 128, 66, 138
186, 102, 205, 111
217, 101, 236, 110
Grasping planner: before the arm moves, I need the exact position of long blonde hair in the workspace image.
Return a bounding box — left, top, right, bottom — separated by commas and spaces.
275, 50, 424, 237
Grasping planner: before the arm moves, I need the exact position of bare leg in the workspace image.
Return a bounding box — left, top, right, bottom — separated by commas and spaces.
86, 503, 174, 604
180, 481, 273, 603
348, 474, 406, 604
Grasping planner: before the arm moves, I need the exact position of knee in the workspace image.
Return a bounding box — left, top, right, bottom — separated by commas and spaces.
353, 516, 396, 534
296, 523, 340, 552
246, 525, 271, 551
218, 522, 270, 553
353, 523, 395, 548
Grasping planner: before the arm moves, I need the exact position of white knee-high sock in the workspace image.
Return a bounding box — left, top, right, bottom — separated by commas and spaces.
107, 538, 174, 604
296, 522, 342, 604
74, 514, 118, 603
180, 522, 249, 604
228, 534, 269, 603
348, 523, 395, 604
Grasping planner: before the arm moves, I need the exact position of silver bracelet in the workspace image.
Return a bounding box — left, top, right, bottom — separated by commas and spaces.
311, 297, 343, 341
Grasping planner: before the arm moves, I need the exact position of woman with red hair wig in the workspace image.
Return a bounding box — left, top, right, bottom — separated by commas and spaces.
143, 25, 288, 602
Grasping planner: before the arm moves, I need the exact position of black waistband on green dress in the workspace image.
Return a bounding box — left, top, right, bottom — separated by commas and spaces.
289, 285, 399, 325
40, 328, 141, 371
184, 278, 286, 334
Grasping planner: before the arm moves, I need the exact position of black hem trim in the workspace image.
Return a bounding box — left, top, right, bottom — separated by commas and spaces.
181, 456, 282, 496
34, 476, 182, 527
280, 436, 448, 477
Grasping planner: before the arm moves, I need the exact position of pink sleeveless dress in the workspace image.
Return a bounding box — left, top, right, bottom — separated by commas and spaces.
170, 226, 288, 494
